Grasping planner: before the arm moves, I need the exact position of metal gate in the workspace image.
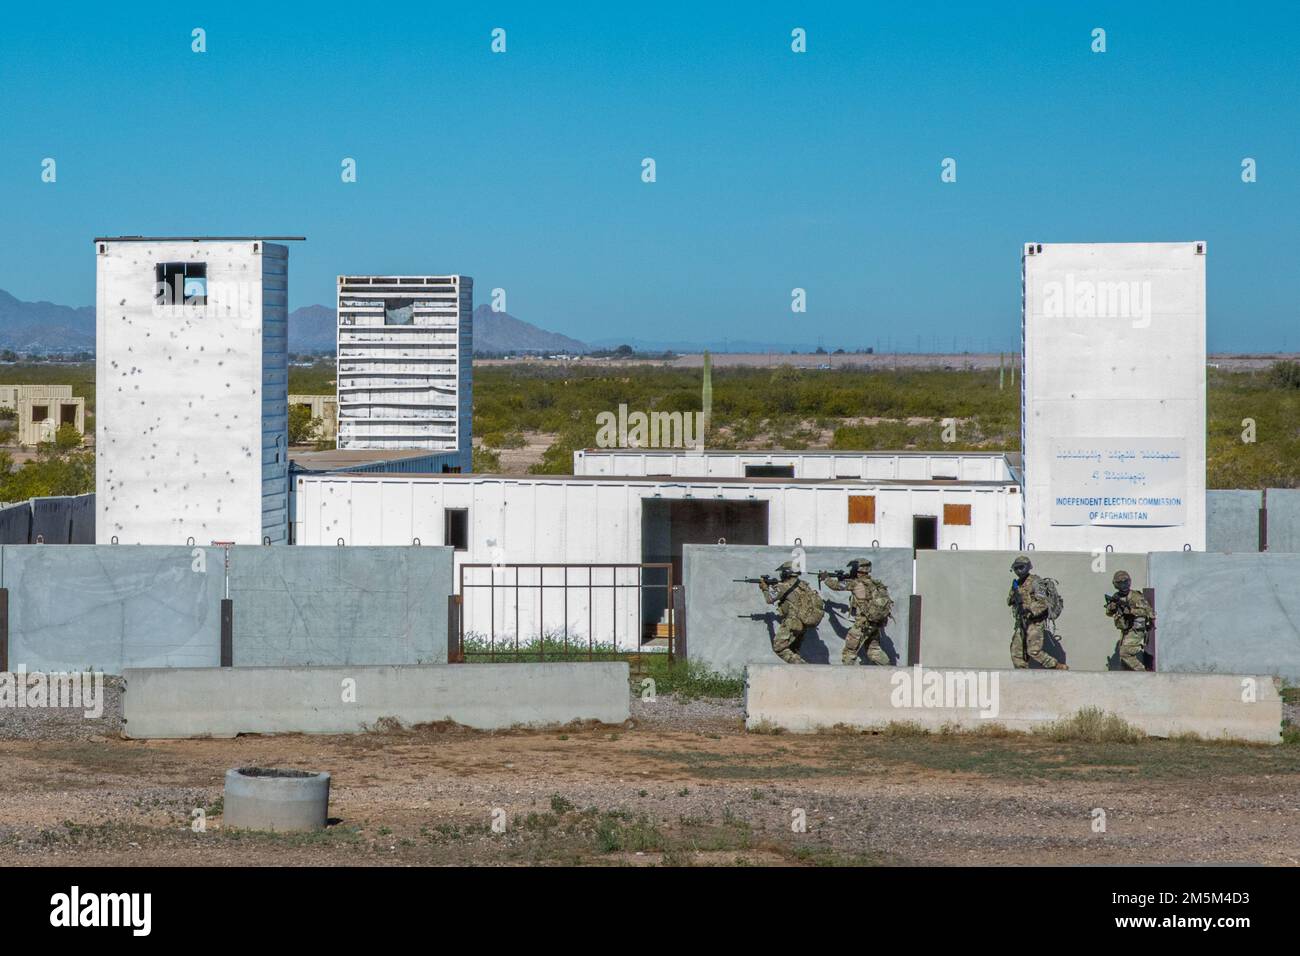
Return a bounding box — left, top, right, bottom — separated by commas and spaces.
450, 563, 674, 664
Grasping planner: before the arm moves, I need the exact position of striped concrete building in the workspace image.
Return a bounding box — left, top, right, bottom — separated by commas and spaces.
336, 275, 472, 470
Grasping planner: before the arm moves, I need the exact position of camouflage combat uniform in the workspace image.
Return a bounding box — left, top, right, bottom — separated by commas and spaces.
1008, 559, 1064, 669
763, 575, 817, 664
1106, 574, 1154, 671
822, 566, 891, 665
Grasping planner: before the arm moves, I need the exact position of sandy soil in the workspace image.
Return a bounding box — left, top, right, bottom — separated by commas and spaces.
1, 692, 1296, 867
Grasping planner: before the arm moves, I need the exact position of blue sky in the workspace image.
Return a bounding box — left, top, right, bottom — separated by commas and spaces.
1, 1, 1296, 351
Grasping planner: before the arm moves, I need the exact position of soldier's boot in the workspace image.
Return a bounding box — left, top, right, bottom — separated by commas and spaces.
864, 639, 890, 667
773, 625, 796, 663
1010, 633, 1028, 669
841, 632, 864, 665
1026, 624, 1063, 669
777, 648, 804, 664
1120, 635, 1147, 671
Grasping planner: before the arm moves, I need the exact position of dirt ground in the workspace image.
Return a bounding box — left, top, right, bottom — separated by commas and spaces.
1, 691, 1297, 867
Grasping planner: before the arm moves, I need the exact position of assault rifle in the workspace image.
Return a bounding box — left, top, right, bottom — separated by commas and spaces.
734, 574, 779, 587
1010, 581, 1031, 627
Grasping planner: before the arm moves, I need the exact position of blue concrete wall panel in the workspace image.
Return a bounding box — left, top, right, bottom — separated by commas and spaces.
1266, 489, 1300, 553
684, 544, 913, 675
1149, 551, 1300, 679
1206, 490, 1261, 553
69, 493, 96, 543
0, 502, 32, 545
3, 545, 222, 671
915, 549, 1151, 672
228, 545, 454, 666
31, 497, 74, 544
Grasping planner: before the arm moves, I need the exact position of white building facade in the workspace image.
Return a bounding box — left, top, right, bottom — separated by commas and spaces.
294, 470, 1023, 556
574, 449, 1016, 483
294, 469, 1022, 649
1021, 241, 1207, 551
95, 237, 292, 544
336, 275, 472, 470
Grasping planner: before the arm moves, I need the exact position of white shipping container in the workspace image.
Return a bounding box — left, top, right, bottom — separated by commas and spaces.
294, 471, 1023, 649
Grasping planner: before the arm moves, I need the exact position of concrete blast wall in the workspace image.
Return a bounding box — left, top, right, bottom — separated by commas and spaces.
0, 494, 95, 544
684, 544, 913, 674
121, 662, 631, 738
914, 549, 1149, 672
229, 546, 452, 665
1149, 552, 1300, 680
5, 545, 223, 671
744, 664, 1282, 743
1206, 490, 1262, 552
2, 544, 453, 673
1205, 489, 1300, 553
1266, 489, 1300, 553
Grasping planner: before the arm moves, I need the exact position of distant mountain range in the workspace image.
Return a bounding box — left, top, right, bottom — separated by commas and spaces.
286, 304, 338, 352
0, 289, 591, 355
289, 303, 589, 354
471, 305, 587, 354
0, 290, 96, 352
587, 336, 822, 353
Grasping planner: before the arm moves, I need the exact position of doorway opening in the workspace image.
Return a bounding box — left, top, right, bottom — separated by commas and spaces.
912, 515, 938, 550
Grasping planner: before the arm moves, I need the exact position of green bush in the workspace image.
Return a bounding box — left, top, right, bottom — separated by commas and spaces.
1269, 360, 1300, 389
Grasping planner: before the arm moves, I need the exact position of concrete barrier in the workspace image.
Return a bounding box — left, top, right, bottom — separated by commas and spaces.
4, 545, 223, 671
228, 545, 453, 666
744, 664, 1282, 743
1266, 488, 1300, 553
0, 543, 454, 672
121, 662, 631, 738
1207, 490, 1262, 553
684, 544, 913, 674
1149, 551, 1300, 680
914, 549, 1150, 672
0, 502, 32, 545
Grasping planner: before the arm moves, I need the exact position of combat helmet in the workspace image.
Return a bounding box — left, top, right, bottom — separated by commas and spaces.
1010, 555, 1033, 574
1112, 570, 1132, 590
849, 558, 873, 575
775, 560, 798, 577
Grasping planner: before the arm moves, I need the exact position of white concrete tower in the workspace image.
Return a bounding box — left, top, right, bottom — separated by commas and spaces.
95, 237, 296, 545
335, 275, 472, 470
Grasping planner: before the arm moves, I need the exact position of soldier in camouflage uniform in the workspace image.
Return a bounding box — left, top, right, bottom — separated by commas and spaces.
1105, 570, 1154, 671
820, 558, 891, 665
1007, 555, 1067, 670
760, 561, 816, 664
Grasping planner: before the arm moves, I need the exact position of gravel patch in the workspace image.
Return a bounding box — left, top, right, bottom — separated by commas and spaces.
0, 674, 123, 741
629, 692, 744, 733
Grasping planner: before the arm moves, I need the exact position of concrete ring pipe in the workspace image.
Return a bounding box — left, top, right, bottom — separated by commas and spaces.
223, 768, 331, 832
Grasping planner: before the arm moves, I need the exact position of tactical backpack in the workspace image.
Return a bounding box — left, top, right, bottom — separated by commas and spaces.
1039, 577, 1064, 621
793, 583, 826, 628
864, 588, 894, 626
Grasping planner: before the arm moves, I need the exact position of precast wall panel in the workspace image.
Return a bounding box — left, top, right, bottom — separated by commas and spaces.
1022, 242, 1207, 552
